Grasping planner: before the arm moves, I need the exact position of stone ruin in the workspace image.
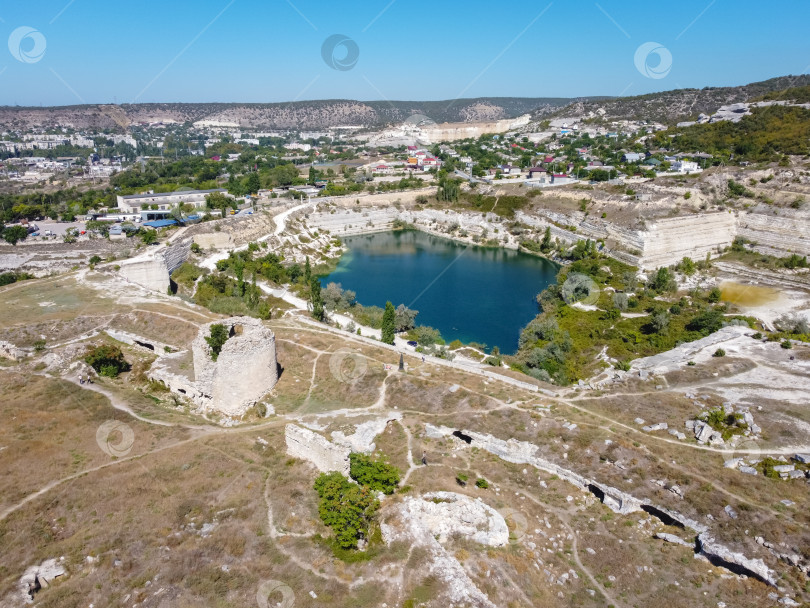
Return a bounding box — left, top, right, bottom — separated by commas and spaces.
150, 316, 278, 418
285, 424, 351, 475
284, 415, 403, 475
190, 317, 278, 417
116, 237, 192, 293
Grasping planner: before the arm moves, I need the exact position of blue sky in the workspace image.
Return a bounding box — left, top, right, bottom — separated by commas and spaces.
0, 0, 808, 106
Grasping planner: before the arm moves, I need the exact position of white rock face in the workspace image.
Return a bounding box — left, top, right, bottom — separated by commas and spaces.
639, 212, 736, 269
191, 317, 278, 417
117, 256, 170, 293
285, 424, 350, 475
116, 238, 191, 292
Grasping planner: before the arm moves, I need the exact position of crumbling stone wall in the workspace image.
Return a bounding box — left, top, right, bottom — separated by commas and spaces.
191, 317, 278, 417
285, 424, 350, 475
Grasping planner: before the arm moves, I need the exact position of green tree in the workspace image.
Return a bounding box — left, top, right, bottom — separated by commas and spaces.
2, 225, 29, 245
310, 278, 325, 322
205, 324, 229, 361
648, 267, 676, 293
244, 172, 261, 194
303, 256, 312, 286
412, 325, 442, 346
314, 472, 379, 550
205, 192, 232, 212
381, 301, 396, 344
437, 177, 461, 202
540, 226, 552, 252
679, 257, 696, 275
394, 304, 418, 332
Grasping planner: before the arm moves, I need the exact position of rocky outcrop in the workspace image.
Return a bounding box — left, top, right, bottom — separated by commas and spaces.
285, 424, 350, 475
8, 557, 67, 605
0, 341, 27, 361
698, 532, 778, 586
425, 424, 783, 585
398, 491, 509, 547
381, 491, 507, 607
116, 238, 192, 293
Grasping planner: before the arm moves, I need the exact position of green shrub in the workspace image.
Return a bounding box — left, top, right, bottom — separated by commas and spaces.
713, 348, 726, 357
456, 472, 469, 486
33, 339, 46, 352
171, 262, 205, 287
0, 271, 33, 286
687, 309, 724, 335
205, 324, 229, 361
475, 478, 489, 489
752, 332, 762, 340
349, 453, 400, 495
85, 344, 130, 377
781, 339, 792, 349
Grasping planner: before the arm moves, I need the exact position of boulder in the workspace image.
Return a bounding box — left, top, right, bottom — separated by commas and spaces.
694, 421, 713, 443
655, 533, 693, 547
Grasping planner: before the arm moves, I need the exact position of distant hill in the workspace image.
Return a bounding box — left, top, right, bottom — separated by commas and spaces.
1, 75, 808, 132
543, 75, 810, 125
0, 97, 588, 132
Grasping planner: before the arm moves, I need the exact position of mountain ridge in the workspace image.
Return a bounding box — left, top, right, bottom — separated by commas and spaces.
1, 74, 808, 131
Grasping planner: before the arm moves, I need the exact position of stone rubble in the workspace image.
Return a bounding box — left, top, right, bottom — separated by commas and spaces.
332, 414, 403, 454
381, 492, 506, 607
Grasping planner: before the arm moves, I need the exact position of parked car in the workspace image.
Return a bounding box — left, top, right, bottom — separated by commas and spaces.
407, 340, 418, 348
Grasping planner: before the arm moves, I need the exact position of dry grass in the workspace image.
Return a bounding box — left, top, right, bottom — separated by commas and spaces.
1, 274, 806, 607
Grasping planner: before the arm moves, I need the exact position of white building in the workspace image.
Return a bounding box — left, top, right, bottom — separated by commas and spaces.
116, 188, 228, 213
671, 160, 700, 173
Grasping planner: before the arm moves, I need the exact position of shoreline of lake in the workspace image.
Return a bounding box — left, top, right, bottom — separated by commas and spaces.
322, 229, 560, 352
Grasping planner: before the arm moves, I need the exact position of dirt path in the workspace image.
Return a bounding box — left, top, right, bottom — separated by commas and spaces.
518, 490, 624, 608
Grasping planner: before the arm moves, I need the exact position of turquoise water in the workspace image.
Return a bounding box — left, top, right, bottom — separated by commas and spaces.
323, 230, 559, 352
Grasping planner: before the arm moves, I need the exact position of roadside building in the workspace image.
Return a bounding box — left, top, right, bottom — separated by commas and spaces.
116, 188, 228, 213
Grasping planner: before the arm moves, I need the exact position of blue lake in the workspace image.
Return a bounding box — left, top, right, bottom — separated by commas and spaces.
323, 230, 559, 352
